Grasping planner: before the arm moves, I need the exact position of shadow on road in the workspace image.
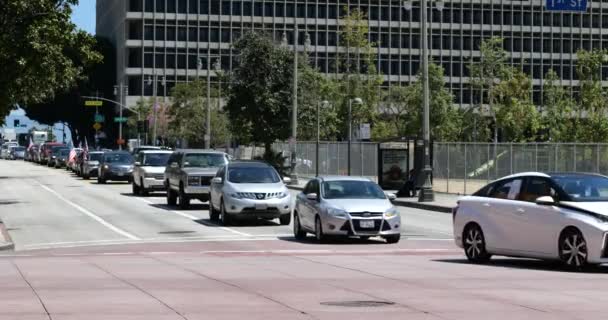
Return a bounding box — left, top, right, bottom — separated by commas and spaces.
278, 236, 387, 245
148, 203, 209, 211
433, 258, 608, 273
120, 192, 167, 198
194, 218, 283, 228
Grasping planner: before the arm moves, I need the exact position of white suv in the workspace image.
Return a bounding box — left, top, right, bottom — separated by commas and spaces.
132, 150, 173, 196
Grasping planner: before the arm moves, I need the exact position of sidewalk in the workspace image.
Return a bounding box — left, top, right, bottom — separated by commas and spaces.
287, 177, 458, 213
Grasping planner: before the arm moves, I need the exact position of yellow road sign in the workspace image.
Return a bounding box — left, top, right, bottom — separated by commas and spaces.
93, 123, 102, 131
85, 100, 103, 107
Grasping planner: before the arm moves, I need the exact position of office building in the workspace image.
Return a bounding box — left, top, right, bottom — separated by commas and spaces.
96, 0, 608, 108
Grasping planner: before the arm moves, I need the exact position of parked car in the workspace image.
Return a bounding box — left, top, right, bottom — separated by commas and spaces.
453, 172, 608, 269
294, 176, 400, 243
54, 148, 71, 168
165, 149, 230, 209
1, 142, 18, 159
81, 151, 104, 180
97, 151, 134, 183
132, 150, 172, 196
209, 161, 292, 226
39, 142, 65, 165
9, 146, 26, 160
48, 146, 69, 167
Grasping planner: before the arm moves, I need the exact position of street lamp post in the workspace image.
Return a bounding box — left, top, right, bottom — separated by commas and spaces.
402, 0, 440, 202
347, 98, 363, 176
316, 100, 329, 177
146, 75, 165, 146
113, 83, 128, 150
198, 56, 221, 149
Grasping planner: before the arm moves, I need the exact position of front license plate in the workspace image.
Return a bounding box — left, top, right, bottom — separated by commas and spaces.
255, 203, 267, 210
360, 220, 375, 229
117, 172, 124, 177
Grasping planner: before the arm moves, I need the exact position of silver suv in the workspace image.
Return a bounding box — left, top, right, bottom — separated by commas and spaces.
165, 149, 229, 209
209, 161, 292, 226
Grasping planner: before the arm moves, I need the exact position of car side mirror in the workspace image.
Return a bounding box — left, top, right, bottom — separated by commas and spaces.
283, 177, 292, 184
212, 177, 223, 184
387, 193, 397, 201
134, 161, 141, 166
536, 196, 555, 206
170, 162, 178, 168
306, 193, 318, 201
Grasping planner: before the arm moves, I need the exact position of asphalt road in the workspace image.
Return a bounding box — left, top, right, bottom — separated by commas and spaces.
7, 160, 607, 319
0, 160, 453, 251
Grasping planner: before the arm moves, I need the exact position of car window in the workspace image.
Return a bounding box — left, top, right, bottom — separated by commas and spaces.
303, 181, 313, 194
227, 167, 280, 183
521, 178, 558, 202
183, 153, 226, 168
143, 153, 170, 166
552, 175, 608, 202
215, 166, 225, 178
104, 153, 133, 164
322, 180, 386, 200
89, 153, 103, 162
489, 178, 523, 200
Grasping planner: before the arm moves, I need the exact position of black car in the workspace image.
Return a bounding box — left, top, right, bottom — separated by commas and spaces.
48, 147, 70, 167
55, 149, 71, 168
97, 151, 135, 184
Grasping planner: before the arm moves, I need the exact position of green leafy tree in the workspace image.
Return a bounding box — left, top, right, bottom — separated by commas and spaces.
0, 0, 102, 115
335, 8, 384, 139
224, 31, 294, 152
542, 69, 575, 142
575, 49, 608, 142
494, 70, 541, 142
168, 80, 230, 148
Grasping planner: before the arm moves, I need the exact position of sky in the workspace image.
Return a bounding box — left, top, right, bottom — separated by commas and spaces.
71, 0, 96, 34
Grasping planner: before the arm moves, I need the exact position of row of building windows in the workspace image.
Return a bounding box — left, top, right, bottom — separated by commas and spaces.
130, 0, 608, 28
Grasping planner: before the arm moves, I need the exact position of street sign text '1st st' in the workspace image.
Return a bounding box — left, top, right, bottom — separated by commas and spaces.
85, 100, 103, 107
545, 0, 587, 11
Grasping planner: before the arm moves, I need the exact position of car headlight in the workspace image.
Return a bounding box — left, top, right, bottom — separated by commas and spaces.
278, 192, 288, 199
103, 165, 109, 170
230, 193, 242, 199
52, 156, 56, 159
385, 207, 399, 218
327, 208, 348, 217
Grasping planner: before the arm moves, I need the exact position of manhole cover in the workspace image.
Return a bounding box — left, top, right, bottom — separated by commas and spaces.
320, 301, 395, 307
158, 231, 196, 235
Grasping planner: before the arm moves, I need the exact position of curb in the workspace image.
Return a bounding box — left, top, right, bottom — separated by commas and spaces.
287, 185, 454, 213
0, 220, 15, 251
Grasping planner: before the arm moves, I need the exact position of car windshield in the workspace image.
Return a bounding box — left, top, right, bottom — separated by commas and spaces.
143, 153, 171, 166
322, 180, 386, 200
104, 153, 133, 164
59, 150, 70, 156
51, 146, 65, 153
88, 153, 103, 161
183, 153, 225, 168
552, 175, 608, 202
228, 167, 280, 183
13, 147, 25, 151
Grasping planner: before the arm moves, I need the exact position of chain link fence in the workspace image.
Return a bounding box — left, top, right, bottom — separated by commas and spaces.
433, 143, 608, 195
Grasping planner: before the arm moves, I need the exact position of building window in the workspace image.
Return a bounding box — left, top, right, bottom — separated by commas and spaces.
130, 0, 143, 12
178, 0, 187, 13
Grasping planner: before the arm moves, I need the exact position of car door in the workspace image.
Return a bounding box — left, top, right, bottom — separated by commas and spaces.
168, 152, 182, 188
482, 178, 525, 253
297, 181, 314, 230
133, 153, 143, 185
300, 179, 321, 230
514, 177, 565, 257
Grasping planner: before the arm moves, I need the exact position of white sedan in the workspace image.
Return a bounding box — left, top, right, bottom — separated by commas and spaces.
454, 172, 608, 269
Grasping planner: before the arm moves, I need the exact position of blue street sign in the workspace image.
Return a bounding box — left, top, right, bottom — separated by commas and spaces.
545, 0, 587, 12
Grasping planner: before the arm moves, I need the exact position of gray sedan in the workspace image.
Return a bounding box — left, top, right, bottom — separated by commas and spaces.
294, 176, 401, 243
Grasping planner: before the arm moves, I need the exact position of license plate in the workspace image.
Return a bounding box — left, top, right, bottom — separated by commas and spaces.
117, 172, 124, 177
255, 203, 267, 210
360, 220, 375, 229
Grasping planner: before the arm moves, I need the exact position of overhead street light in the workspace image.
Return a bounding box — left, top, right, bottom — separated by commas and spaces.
347, 97, 363, 176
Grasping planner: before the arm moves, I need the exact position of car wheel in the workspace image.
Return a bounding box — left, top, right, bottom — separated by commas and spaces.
384, 234, 400, 244
559, 228, 588, 269
293, 213, 307, 240
209, 196, 220, 221
132, 181, 140, 195
166, 187, 177, 206
220, 200, 232, 226
463, 224, 491, 263
83, 174, 89, 180
315, 216, 326, 243
97, 175, 106, 184
279, 214, 291, 226
178, 185, 190, 210
139, 179, 149, 196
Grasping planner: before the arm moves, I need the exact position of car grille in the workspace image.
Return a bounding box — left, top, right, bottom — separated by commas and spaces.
153, 174, 164, 180
352, 219, 383, 233
242, 207, 279, 213
201, 176, 213, 186
349, 212, 383, 217
188, 176, 213, 186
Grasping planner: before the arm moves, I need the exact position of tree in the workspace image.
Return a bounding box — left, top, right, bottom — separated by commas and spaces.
169, 80, 230, 148
494, 70, 541, 142
468, 37, 511, 142
335, 8, 384, 139
224, 31, 294, 152
575, 49, 608, 142
0, 0, 102, 115
542, 69, 575, 142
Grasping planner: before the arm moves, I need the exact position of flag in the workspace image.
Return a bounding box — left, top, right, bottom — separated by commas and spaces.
27, 137, 34, 151
68, 146, 77, 165
84, 138, 89, 160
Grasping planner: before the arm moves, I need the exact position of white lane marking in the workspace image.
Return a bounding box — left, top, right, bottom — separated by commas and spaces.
134, 196, 253, 237
37, 183, 141, 240
22, 239, 139, 248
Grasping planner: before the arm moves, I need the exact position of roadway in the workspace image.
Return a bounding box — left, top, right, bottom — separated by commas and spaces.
1, 159, 606, 319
